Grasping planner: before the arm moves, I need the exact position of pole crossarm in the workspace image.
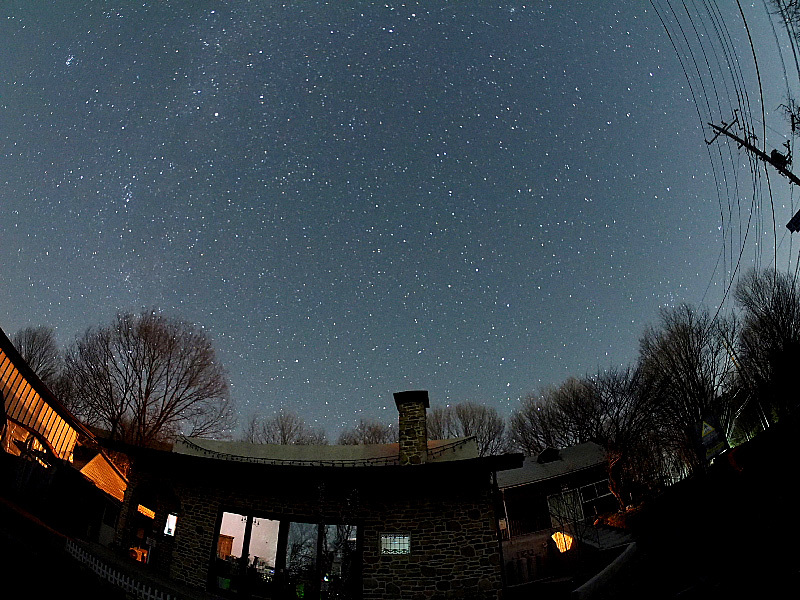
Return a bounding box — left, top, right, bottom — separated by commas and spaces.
707, 121, 800, 232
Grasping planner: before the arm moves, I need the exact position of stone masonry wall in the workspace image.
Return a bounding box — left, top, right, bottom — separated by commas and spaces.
154, 470, 504, 600
396, 400, 428, 465
360, 492, 503, 600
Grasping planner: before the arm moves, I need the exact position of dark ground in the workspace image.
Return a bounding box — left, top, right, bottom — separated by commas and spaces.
0, 494, 128, 598
596, 416, 800, 600
3, 416, 799, 599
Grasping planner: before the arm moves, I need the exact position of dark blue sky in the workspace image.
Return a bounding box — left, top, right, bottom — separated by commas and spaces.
2, 2, 797, 437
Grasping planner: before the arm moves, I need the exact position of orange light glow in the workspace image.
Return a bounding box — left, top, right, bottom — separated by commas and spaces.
137, 504, 155, 519
551, 531, 574, 553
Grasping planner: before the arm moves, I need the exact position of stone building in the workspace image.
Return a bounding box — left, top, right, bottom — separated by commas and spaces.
115, 390, 523, 599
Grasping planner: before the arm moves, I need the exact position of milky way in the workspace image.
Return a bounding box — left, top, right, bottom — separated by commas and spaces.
2, 2, 797, 436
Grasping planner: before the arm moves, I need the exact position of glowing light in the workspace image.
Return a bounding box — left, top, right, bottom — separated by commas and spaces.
137, 504, 155, 519
164, 513, 178, 535
551, 531, 574, 553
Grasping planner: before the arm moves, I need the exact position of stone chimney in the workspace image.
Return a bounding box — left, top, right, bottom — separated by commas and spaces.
394, 390, 429, 465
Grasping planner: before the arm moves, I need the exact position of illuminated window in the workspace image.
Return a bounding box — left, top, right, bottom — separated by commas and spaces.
551, 531, 575, 553
380, 533, 410, 555
213, 513, 359, 596
137, 504, 155, 519
164, 513, 178, 536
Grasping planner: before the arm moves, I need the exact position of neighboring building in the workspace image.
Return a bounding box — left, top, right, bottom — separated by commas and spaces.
0, 324, 127, 543
0, 327, 87, 464
114, 390, 524, 599
497, 442, 627, 585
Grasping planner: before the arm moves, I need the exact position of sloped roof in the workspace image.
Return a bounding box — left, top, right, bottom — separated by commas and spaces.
0, 325, 94, 461
80, 452, 128, 502
174, 435, 479, 466
497, 441, 606, 489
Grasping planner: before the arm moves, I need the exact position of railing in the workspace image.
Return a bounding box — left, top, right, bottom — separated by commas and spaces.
502, 518, 606, 585
65, 539, 177, 600
176, 435, 472, 467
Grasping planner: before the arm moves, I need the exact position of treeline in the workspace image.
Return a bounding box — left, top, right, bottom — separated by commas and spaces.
10, 311, 235, 447
504, 267, 800, 508
268, 266, 800, 510
11, 268, 800, 509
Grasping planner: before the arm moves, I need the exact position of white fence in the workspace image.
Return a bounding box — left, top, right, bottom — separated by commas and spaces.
65, 539, 177, 600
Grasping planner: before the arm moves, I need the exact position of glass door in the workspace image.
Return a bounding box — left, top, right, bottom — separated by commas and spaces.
214, 513, 360, 599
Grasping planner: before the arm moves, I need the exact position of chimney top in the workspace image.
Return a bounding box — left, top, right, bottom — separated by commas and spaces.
393, 390, 429, 465
393, 390, 430, 409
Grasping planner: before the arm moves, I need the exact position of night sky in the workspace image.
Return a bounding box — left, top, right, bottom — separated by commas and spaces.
2, 2, 798, 437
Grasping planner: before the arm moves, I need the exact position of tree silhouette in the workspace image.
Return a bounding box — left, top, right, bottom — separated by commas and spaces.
427, 401, 508, 456
242, 409, 327, 445
734, 267, 800, 424
509, 378, 598, 455
510, 369, 672, 508
639, 304, 737, 474
337, 418, 397, 445
11, 326, 62, 390
64, 310, 234, 446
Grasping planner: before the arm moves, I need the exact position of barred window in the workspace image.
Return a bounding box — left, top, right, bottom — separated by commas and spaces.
380, 533, 411, 555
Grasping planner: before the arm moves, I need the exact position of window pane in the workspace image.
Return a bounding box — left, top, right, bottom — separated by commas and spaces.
322, 524, 359, 596
548, 489, 583, 527
287, 521, 318, 579
219, 512, 247, 560
380, 533, 410, 555
246, 517, 280, 593
215, 512, 247, 593
164, 514, 178, 536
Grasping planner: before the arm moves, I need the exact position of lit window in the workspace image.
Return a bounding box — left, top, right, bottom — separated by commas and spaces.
551, 531, 574, 553
164, 513, 178, 536
380, 533, 411, 555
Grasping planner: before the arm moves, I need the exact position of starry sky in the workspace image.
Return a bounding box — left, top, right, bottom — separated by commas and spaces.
2, 2, 798, 437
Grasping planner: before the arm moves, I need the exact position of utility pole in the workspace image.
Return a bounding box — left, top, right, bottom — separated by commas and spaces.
706, 118, 800, 232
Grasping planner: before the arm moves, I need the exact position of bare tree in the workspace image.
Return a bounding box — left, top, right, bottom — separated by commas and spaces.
242, 410, 327, 445
734, 268, 800, 424
770, 1, 800, 34
509, 378, 598, 455
11, 326, 62, 390
64, 310, 234, 446
426, 406, 451, 441
590, 367, 680, 508
511, 369, 679, 508
452, 402, 508, 456
426, 401, 507, 456
337, 418, 397, 445
639, 304, 737, 475
10, 325, 77, 413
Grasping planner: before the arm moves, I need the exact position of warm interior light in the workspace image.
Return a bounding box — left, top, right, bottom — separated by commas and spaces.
137, 504, 155, 519
551, 531, 574, 553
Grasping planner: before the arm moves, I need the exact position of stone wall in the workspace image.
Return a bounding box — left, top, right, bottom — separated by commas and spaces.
122, 464, 505, 599
360, 494, 503, 600
394, 390, 429, 465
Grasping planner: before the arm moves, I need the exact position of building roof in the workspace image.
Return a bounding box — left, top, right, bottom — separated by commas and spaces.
79, 452, 128, 502
174, 435, 480, 466
102, 436, 523, 489
496, 441, 606, 489
0, 325, 94, 461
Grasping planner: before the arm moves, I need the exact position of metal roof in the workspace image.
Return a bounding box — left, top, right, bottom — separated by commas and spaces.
174, 435, 480, 467
496, 441, 606, 489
